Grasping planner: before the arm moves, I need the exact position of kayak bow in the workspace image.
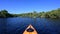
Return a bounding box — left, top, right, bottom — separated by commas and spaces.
23, 24, 38, 34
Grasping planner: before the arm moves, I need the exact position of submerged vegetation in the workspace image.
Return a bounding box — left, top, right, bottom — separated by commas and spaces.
0, 8, 60, 19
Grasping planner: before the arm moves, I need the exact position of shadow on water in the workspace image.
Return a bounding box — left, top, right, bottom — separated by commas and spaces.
0, 17, 60, 34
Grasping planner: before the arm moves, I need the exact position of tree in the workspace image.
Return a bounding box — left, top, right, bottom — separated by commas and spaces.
0, 10, 14, 18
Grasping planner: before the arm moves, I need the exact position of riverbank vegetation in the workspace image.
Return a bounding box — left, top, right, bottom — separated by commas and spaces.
0, 8, 60, 18
0, 10, 16, 18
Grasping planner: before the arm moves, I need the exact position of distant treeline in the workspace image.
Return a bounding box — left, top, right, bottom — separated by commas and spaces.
0, 8, 60, 18
0, 10, 16, 18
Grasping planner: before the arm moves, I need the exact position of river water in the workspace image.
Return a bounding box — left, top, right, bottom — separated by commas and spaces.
0, 17, 60, 34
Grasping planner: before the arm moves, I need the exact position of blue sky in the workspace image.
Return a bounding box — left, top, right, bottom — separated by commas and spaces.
0, 0, 60, 14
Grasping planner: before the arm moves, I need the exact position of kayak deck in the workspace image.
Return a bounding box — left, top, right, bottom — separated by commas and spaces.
23, 24, 38, 34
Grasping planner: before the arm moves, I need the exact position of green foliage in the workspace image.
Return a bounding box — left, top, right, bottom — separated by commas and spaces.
0, 10, 14, 18
0, 8, 60, 18
45, 8, 60, 18
17, 8, 60, 19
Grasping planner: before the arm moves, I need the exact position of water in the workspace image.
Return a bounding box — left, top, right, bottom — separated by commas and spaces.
0, 17, 60, 34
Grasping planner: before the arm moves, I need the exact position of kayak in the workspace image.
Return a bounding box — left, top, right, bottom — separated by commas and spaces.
23, 24, 38, 34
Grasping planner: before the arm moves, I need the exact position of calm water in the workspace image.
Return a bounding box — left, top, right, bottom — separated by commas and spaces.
0, 17, 60, 34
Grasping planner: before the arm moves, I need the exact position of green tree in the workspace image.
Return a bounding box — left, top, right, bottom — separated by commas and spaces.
0, 10, 14, 18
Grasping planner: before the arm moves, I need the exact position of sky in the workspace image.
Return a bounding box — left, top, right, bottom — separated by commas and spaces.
0, 0, 60, 14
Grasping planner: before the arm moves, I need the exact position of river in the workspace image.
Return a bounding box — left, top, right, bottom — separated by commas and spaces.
0, 17, 60, 34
